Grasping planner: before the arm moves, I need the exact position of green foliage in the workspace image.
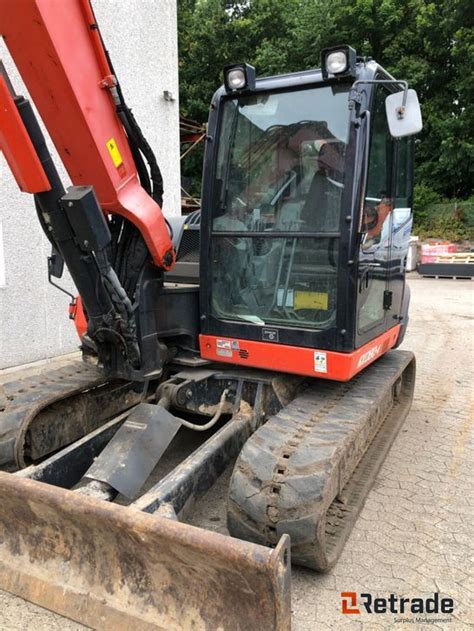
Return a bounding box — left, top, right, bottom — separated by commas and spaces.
413, 183, 442, 227
413, 186, 474, 240
415, 210, 469, 242
178, 0, 474, 227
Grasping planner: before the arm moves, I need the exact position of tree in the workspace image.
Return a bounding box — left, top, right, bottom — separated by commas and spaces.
178, 0, 473, 201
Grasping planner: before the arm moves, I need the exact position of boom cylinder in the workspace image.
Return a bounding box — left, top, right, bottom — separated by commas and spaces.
16, 96, 143, 372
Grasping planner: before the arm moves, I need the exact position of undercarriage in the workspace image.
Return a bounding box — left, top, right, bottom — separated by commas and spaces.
0, 350, 414, 628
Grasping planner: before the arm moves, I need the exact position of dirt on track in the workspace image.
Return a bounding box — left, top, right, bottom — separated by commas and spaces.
0, 276, 473, 630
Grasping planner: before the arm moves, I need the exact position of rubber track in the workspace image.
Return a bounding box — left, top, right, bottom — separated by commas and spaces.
227, 350, 415, 572
0, 362, 123, 469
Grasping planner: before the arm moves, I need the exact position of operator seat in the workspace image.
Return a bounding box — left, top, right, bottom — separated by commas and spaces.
300, 141, 345, 233
300, 171, 343, 232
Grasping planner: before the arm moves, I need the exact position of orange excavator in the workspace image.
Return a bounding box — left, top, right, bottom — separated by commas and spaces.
0, 1, 422, 628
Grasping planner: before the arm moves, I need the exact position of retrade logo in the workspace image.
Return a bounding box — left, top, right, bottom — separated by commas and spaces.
341, 592, 360, 614
340, 592, 454, 615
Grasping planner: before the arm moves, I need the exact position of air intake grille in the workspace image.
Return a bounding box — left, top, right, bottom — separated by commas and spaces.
238, 349, 249, 359
177, 229, 200, 262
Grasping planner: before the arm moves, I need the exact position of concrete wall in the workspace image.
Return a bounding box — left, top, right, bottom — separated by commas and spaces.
0, 0, 180, 369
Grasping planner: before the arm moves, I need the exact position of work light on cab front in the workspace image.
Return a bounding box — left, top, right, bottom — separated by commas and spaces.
321, 45, 357, 79
223, 63, 256, 93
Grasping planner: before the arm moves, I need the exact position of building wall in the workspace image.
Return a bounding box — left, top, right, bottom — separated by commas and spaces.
0, 0, 180, 369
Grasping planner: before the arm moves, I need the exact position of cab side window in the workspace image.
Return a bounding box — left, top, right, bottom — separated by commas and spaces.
357, 85, 394, 333
392, 136, 414, 230
362, 86, 394, 251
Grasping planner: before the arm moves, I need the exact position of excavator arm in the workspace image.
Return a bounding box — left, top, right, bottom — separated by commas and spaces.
0, 0, 175, 379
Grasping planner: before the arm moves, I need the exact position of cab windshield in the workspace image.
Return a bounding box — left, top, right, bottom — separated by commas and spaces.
210, 84, 350, 330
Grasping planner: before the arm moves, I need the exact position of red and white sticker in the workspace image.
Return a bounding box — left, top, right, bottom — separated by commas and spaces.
314, 351, 327, 373
216, 338, 239, 357
217, 349, 233, 357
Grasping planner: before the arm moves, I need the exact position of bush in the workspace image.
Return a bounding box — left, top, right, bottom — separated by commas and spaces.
413, 185, 473, 241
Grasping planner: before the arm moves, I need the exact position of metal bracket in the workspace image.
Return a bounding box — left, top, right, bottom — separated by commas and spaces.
84, 402, 182, 499
48, 253, 76, 313
350, 79, 409, 119
348, 86, 363, 110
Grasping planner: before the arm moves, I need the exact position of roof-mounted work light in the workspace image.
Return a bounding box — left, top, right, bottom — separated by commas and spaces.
321, 45, 357, 79
224, 63, 256, 93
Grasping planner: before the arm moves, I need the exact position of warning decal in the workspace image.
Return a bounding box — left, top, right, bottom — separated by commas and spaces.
106, 137, 123, 168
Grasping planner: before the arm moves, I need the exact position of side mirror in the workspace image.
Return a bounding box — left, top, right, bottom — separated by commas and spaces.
385, 89, 422, 138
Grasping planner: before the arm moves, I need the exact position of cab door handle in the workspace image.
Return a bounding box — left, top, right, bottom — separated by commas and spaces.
359, 263, 381, 292
359, 266, 369, 292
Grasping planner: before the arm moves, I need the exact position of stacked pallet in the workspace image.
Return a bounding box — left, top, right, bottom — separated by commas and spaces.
436, 252, 474, 265
418, 250, 474, 279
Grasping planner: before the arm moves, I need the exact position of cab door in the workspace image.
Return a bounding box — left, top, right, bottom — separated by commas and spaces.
356, 84, 394, 347
385, 136, 415, 325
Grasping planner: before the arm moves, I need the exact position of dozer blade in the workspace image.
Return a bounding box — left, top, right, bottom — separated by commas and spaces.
0, 471, 290, 630
228, 350, 416, 572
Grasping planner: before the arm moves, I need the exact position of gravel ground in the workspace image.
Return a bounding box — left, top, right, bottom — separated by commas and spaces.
0, 275, 472, 630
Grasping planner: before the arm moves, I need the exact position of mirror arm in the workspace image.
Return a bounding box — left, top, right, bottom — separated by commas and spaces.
350, 79, 409, 118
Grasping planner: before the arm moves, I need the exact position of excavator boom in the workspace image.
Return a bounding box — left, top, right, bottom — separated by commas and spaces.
1, 0, 178, 380
1, 0, 173, 266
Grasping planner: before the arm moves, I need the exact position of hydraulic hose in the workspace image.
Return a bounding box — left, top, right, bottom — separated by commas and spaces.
159, 389, 230, 432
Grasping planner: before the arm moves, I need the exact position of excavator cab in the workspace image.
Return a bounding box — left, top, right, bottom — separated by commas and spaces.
199, 51, 421, 378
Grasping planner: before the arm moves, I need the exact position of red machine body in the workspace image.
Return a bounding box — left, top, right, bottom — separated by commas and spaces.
200, 326, 400, 382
